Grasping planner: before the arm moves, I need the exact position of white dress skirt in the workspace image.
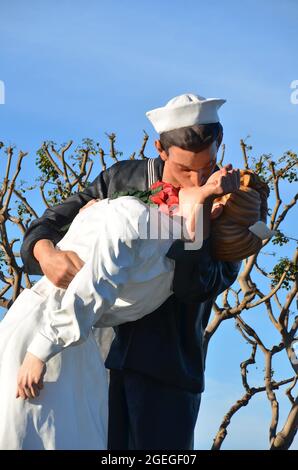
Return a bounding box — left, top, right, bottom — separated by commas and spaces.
0, 196, 180, 450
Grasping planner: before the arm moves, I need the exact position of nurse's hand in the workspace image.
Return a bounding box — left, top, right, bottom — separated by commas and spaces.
16, 352, 46, 400
204, 164, 240, 199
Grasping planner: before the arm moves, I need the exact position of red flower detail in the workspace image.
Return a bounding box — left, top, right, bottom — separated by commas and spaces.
149, 194, 165, 205
149, 181, 180, 213
167, 195, 179, 205
150, 181, 164, 190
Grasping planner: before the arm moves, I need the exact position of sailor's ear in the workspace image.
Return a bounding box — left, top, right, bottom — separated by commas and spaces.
155, 140, 169, 161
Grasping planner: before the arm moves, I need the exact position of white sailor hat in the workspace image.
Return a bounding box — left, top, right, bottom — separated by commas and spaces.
146, 93, 226, 134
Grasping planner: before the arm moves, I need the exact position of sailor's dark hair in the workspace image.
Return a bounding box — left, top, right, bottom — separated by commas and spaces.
159, 122, 223, 154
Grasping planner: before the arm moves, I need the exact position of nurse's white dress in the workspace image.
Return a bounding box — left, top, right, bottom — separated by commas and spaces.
0, 196, 178, 450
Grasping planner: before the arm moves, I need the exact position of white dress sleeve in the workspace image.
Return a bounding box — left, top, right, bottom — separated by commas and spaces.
27, 199, 142, 363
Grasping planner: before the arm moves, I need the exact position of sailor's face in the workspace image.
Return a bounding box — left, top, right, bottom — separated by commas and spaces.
159, 141, 218, 188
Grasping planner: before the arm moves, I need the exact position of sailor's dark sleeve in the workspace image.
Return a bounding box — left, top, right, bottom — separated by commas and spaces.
20, 169, 110, 275
166, 237, 241, 303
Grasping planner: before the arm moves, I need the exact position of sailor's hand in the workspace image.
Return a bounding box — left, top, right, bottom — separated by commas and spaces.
33, 240, 84, 289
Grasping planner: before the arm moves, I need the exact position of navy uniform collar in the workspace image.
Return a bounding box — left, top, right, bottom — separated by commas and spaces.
147, 156, 164, 188
154, 155, 165, 180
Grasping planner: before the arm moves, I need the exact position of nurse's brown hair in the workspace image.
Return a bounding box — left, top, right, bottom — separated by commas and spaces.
211, 170, 270, 261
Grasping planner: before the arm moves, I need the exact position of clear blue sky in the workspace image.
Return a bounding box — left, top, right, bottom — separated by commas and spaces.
0, 0, 297, 449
